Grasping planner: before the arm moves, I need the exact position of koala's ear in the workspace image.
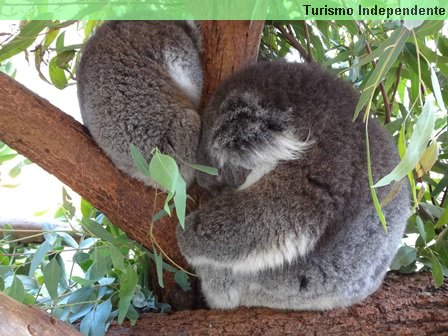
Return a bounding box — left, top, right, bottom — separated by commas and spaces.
218, 90, 261, 114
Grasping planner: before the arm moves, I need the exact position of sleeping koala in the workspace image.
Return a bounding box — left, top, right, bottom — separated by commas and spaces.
177, 61, 410, 310
77, 21, 203, 187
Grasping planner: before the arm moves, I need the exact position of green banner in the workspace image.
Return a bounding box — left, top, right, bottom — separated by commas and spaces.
0, 0, 447, 20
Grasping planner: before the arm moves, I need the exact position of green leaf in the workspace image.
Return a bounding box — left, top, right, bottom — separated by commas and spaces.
390, 245, 417, 270
109, 245, 126, 272
71, 276, 96, 287
174, 271, 191, 291
118, 265, 137, 324
416, 21, 445, 37
80, 308, 94, 336
48, 56, 68, 89
174, 176, 186, 228
130, 144, 149, 176
55, 31, 66, 53
429, 250, 444, 288
56, 232, 79, 249
374, 100, 436, 187
80, 198, 95, 218
6, 276, 25, 303
88, 247, 108, 281
90, 299, 112, 336
0, 153, 17, 164
415, 216, 427, 244
29, 240, 52, 277
186, 163, 219, 176
149, 150, 179, 192
354, 27, 411, 120
366, 121, 387, 231
55, 50, 76, 69
430, 65, 447, 114
125, 304, 139, 326
153, 248, 164, 289
151, 204, 175, 223
43, 258, 62, 300
62, 187, 76, 218
43, 27, 60, 48
436, 206, 448, 229
81, 218, 116, 243
0, 21, 50, 63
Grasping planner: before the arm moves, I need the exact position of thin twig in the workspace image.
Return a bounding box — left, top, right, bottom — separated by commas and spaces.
428, 184, 437, 206
389, 63, 404, 112
441, 187, 448, 208
275, 25, 312, 63
355, 21, 391, 124
302, 21, 313, 62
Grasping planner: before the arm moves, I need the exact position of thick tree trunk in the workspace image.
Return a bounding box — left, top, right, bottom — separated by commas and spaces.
105, 272, 448, 336
0, 292, 81, 336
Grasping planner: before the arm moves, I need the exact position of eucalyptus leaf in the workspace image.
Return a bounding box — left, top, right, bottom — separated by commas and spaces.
81, 218, 116, 243
186, 163, 219, 176
29, 240, 52, 277
174, 176, 186, 228
6, 276, 25, 303
153, 247, 164, 289
130, 144, 150, 177
0, 21, 50, 63
390, 245, 417, 270
354, 27, 411, 120
43, 258, 62, 300
374, 100, 436, 187
149, 150, 179, 192
174, 271, 191, 291
429, 250, 444, 288
118, 265, 137, 324
49, 56, 68, 89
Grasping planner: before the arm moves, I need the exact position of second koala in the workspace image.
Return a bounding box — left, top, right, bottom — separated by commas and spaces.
177, 61, 410, 310
77, 21, 202, 187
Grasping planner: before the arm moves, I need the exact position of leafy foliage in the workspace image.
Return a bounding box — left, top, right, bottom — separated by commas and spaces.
0, 188, 178, 335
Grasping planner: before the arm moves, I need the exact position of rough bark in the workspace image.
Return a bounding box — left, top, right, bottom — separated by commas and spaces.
0, 292, 82, 336
105, 272, 448, 335
199, 21, 264, 109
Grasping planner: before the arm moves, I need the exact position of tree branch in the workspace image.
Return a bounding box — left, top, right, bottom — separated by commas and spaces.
389, 62, 404, 112
105, 272, 448, 335
275, 24, 312, 63
302, 21, 313, 62
0, 292, 82, 336
0, 218, 81, 243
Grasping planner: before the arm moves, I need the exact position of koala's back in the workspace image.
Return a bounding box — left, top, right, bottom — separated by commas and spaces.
180, 61, 410, 310
77, 21, 202, 186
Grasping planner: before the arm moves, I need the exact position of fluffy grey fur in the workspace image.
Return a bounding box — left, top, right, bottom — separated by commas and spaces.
77, 21, 202, 187
177, 61, 410, 310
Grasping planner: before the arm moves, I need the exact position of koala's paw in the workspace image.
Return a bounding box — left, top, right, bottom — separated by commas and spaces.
199, 266, 241, 309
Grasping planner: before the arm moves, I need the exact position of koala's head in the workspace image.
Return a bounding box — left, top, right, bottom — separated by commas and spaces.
196, 89, 311, 195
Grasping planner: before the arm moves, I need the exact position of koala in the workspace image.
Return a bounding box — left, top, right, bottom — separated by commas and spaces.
177, 60, 410, 310
77, 21, 202, 187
